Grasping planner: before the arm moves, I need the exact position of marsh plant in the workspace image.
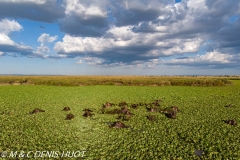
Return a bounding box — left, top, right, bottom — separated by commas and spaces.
0, 80, 240, 159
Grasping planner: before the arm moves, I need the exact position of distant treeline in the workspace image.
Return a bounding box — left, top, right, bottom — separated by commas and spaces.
0, 76, 238, 86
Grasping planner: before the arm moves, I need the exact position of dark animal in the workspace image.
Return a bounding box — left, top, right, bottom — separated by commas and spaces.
82, 108, 93, 112
102, 102, 114, 108
154, 99, 162, 103
83, 111, 94, 117
124, 111, 134, 116
110, 121, 128, 128
150, 100, 162, 107
171, 106, 179, 112
159, 108, 168, 113
65, 114, 74, 120
147, 115, 156, 121
225, 104, 233, 108
62, 107, 70, 111
117, 114, 132, 121
102, 102, 115, 113
120, 107, 130, 113
165, 111, 176, 119
105, 109, 122, 114
131, 104, 138, 109
146, 107, 158, 112
224, 120, 237, 125
117, 109, 134, 121
30, 108, 45, 114
152, 102, 160, 107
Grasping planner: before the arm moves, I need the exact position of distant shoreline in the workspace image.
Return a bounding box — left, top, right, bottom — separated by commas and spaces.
0, 75, 238, 87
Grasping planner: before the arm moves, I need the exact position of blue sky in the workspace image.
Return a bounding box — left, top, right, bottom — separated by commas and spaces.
0, 0, 240, 75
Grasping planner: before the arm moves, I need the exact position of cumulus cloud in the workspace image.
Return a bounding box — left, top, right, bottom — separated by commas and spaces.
59, 0, 109, 37
33, 33, 62, 59
54, 0, 240, 69
0, 0, 65, 22
0, 19, 33, 56
0, 20, 61, 59
35, 45, 49, 54
163, 51, 240, 69
54, 26, 203, 64
0, 19, 22, 34
38, 33, 58, 45
54, 27, 157, 63
1, 0, 240, 71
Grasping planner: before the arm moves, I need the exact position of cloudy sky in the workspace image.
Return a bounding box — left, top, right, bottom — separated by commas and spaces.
0, 0, 239, 75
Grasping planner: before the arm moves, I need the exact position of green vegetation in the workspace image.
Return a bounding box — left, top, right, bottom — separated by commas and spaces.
0, 79, 240, 159
0, 75, 237, 86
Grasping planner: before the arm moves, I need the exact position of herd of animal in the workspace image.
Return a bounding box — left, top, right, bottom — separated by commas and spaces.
29, 99, 237, 128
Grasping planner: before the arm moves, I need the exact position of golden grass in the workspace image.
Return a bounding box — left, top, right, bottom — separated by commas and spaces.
0, 75, 239, 86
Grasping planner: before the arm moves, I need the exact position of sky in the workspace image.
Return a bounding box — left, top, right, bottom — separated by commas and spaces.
0, 0, 240, 75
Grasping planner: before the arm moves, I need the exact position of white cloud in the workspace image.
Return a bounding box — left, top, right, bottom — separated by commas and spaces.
35, 45, 49, 54
84, 56, 105, 65
161, 39, 203, 56
54, 26, 147, 57
77, 59, 83, 64
164, 51, 234, 66
54, 26, 204, 63
33, 33, 63, 58
38, 33, 58, 45
54, 0, 240, 69
198, 51, 232, 63
0, 33, 15, 45
0, 19, 33, 55
0, 19, 22, 35
65, 0, 107, 18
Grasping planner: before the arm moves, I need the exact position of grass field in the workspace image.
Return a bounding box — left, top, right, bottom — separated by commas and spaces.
0, 77, 240, 159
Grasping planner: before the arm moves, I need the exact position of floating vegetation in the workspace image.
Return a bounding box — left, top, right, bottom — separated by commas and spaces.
1, 82, 240, 159
118, 101, 128, 107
